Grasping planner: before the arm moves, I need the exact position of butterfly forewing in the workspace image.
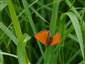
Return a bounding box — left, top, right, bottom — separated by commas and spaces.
34, 31, 49, 45
50, 33, 61, 46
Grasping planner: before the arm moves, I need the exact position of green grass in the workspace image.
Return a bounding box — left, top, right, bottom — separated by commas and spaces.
0, 0, 85, 64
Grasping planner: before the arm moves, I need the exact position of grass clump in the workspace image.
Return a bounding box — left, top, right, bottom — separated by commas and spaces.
0, 0, 85, 64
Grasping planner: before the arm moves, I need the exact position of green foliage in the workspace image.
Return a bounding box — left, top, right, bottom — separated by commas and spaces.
0, 0, 85, 64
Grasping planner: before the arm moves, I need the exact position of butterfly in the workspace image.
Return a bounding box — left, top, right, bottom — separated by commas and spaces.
34, 30, 61, 46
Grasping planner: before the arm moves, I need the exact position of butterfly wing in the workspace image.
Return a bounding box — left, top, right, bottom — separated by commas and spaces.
50, 33, 61, 46
34, 31, 49, 45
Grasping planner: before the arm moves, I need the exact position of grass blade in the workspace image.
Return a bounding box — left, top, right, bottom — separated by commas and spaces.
0, 51, 18, 59
0, 22, 17, 45
8, 0, 30, 64
0, 50, 3, 64
60, 12, 84, 59
8, 0, 22, 40
50, 0, 62, 36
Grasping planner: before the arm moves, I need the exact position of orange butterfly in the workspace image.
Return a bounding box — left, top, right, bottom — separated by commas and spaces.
34, 30, 61, 46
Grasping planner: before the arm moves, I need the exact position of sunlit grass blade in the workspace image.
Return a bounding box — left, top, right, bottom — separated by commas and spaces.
0, 50, 3, 64
8, 0, 22, 40
8, 0, 30, 64
0, 50, 18, 59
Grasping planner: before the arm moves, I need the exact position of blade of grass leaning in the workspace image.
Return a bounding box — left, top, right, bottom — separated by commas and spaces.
65, 0, 85, 53
30, 7, 48, 23
8, 0, 30, 64
0, 51, 18, 59
0, 22, 17, 45
60, 12, 84, 59
65, 0, 85, 31
68, 34, 78, 42
22, 0, 44, 55
65, 0, 81, 19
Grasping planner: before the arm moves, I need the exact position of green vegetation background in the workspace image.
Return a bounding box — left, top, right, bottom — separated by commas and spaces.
0, 0, 85, 64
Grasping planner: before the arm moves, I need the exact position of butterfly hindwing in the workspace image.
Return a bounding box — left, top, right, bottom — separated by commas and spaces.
50, 33, 61, 46
34, 31, 49, 45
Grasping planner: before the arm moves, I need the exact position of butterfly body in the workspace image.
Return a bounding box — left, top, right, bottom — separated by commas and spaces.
34, 30, 61, 46
47, 32, 52, 45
